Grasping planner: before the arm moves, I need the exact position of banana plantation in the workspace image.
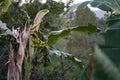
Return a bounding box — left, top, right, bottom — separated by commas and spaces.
0, 0, 120, 80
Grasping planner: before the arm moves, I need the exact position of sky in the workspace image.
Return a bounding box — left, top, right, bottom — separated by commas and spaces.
25, 0, 90, 4
54, 0, 89, 4
54, 0, 99, 10
54, 0, 106, 18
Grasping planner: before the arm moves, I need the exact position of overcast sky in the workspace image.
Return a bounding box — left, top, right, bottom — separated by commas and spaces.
54, 0, 106, 18
54, 0, 90, 3
54, 0, 100, 10
36, 0, 106, 18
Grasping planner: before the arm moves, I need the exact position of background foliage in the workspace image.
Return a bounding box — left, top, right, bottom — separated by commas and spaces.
0, 0, 120, 80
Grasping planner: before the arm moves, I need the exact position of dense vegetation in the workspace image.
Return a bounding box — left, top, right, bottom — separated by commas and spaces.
0, 0, 120, 80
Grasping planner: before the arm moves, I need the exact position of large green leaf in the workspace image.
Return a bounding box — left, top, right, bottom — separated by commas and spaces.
78, 46, 120, 80
92, 0, 120, 14
68, 0, 120, 14
49, 50, 83, 68
93, 46, 120, 80
99, 29, 120, 67
100, 29, 120, 48
107, 15, 120, 28
47, 24, 96, 48
90, 1, 112, 12
101, 48, 120, 66
97, 10, 120, 74
99, 14, 120, 66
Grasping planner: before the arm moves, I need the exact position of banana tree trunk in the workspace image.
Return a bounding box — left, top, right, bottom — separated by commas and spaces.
7, 44, 16, 80
7, 27, 30, 80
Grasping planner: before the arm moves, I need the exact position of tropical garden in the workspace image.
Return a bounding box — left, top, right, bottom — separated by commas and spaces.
0, 0, 120, 80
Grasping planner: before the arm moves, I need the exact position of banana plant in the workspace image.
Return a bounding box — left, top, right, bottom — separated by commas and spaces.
0, 7, 97, 79
25, 9, 49, 80
0, 9, 49, 80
